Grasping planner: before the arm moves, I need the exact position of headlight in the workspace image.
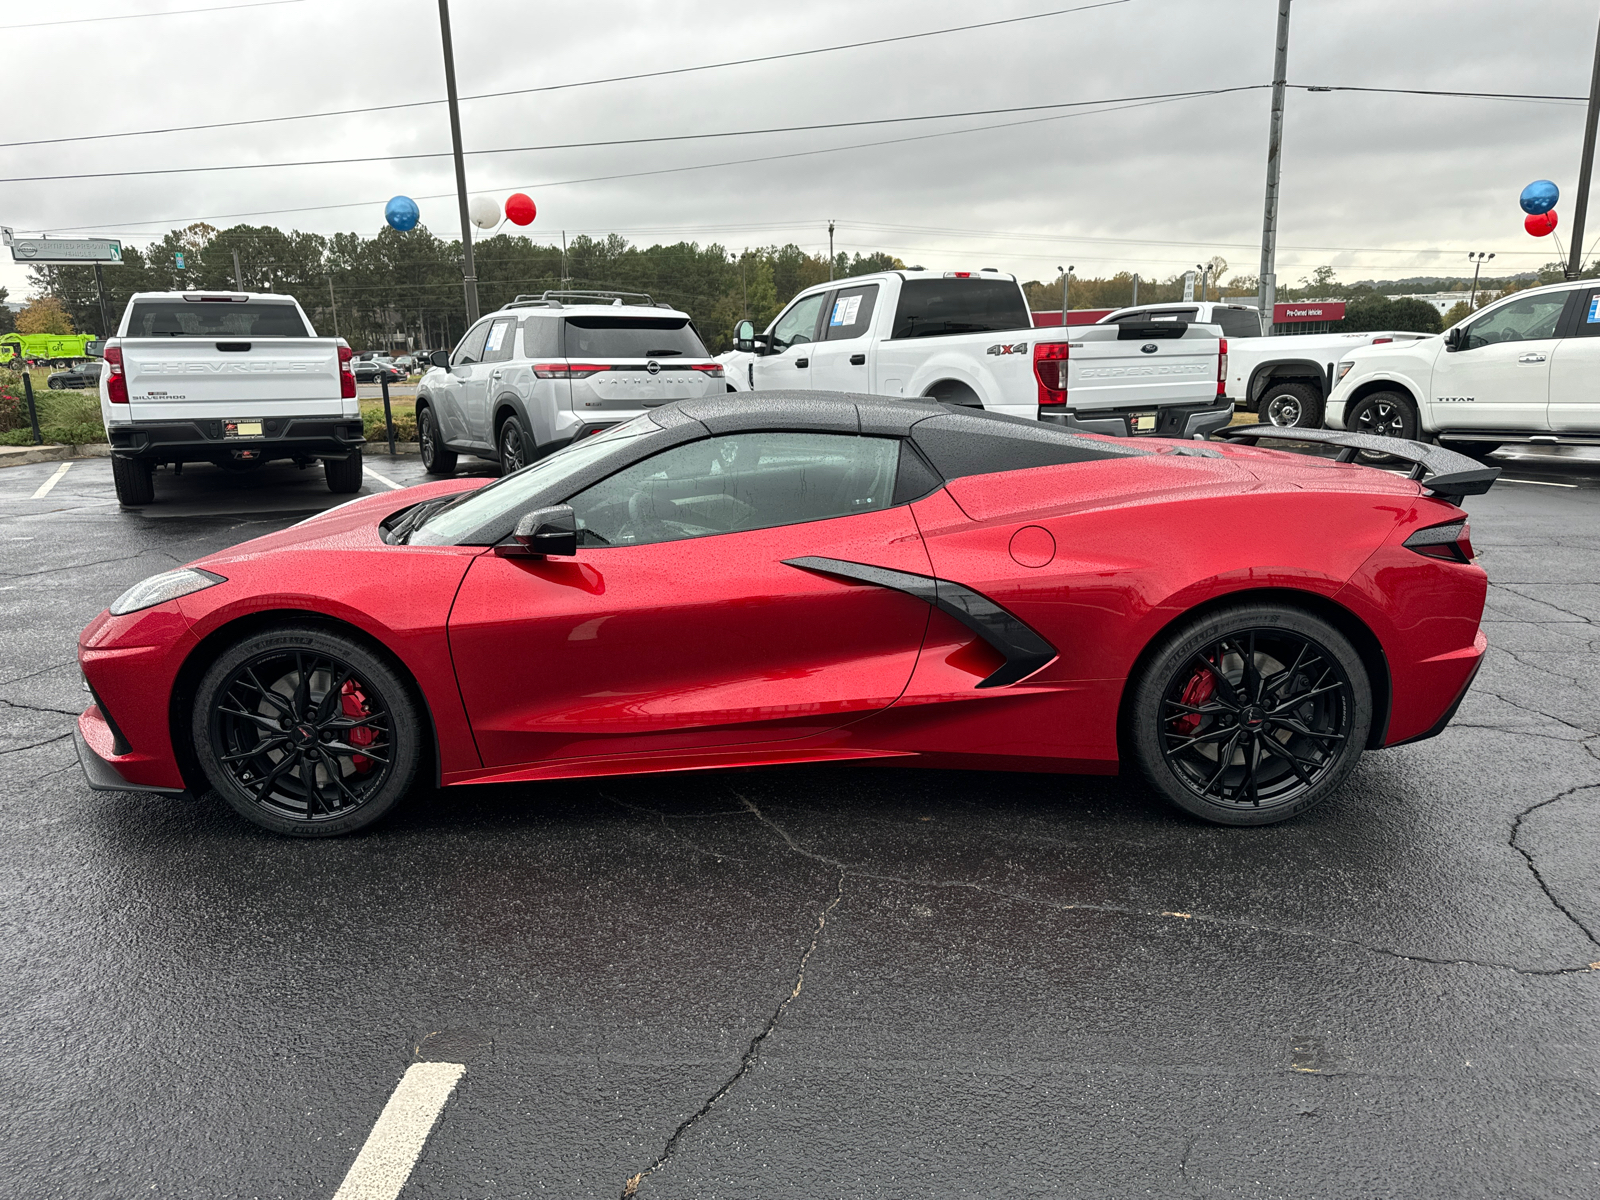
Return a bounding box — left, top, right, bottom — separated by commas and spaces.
1336, 361, 1355, 382
109, 568, 227, 615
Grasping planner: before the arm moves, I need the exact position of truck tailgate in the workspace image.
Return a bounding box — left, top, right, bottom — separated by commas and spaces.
1068, 324, 1220, 411
120, 337, 344, 420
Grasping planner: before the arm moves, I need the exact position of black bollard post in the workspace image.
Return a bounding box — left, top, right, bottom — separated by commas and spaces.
380, 371, 396, 456
21, 369, 42, 445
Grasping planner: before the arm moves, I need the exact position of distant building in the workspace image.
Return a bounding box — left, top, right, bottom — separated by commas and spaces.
1396, 291, 1498, 315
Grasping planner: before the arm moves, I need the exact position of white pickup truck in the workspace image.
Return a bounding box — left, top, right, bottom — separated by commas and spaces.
1097, 300, 1427, 429
732, 269, 1233, 439
1326, 277, 1600, 456
98, 291, 365, 505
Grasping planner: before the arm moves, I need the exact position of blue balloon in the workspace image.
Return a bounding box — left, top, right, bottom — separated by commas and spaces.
385, 195, 420, 231
1520, 179, 1559, 215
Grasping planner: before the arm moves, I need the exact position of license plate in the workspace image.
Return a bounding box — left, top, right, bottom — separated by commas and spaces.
1130, 412, 1157, 433
224, 419, 263, 439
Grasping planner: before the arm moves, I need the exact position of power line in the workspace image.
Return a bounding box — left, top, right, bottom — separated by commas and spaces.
0, 85, 1261, 184
0, 0, 1132, 151
1293, 83, 1586, 103
28, 0, 303, 29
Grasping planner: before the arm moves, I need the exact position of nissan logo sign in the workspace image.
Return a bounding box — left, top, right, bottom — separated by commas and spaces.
645, 360, 661, 375
1140, 343, 1159, 354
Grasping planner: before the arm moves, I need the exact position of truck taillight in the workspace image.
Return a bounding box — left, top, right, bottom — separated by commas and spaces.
104, 345, 128, 404
1217, 337, 1228, 396
338, 344, 356, 399
1034, 342, 1069, 407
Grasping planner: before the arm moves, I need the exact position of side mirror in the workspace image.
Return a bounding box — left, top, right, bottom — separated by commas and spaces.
496, 504, 578, 558
733, 319, 756, 352
428, 349, 451, 368
1444, 325, 1465, 352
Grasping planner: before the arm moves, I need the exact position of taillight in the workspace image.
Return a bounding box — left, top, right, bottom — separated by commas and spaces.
338, 344, 356, 399
1372, 336, 1393, 345
1404, 519, 1474, 564
1034, 342, 1069, 407
689, 362, 725, 377
1217, 337, 1228, 396
104, 345, 128, 404
532, 362, 607, 379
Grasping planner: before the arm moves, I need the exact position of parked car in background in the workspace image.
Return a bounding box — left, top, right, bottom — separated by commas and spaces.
734, 269, 1232, 438
1097, 301, 1427, 429
47, 361, 103, 390
353, 358, 407, 384
1327, 278, 1600, 458
391, 355, 418, 372
414, 290, 726, 476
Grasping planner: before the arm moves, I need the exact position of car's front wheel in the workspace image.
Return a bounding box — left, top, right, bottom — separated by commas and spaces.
1129, 604, 1371, 826
417, 404, 457, 475
1345, 389, 1418, 441
193, 627, 422, 836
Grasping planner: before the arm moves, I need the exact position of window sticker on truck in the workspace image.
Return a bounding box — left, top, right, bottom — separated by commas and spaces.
830, 295, 863, 326
1587, 295, 1600, 323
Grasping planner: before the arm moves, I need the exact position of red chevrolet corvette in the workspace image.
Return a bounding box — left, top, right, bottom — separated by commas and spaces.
76, 394, 1496, 836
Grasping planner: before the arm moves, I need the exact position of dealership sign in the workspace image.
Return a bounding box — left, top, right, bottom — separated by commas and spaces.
2, 228, 123, 264
1273, 301, 1346, 323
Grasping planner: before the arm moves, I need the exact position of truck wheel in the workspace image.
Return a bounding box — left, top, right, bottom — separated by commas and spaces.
324, 448, 364, 494
1345, 390, 1418, 441
417, 405, 457, 475
1260, 382, 1324, 428
112, 456, 155, 506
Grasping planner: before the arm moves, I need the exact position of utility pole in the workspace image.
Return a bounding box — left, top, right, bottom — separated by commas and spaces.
231, 249, 244, 291
1060, 265, 1074, 322
326, 275, 340, 338
1568, 13, 1600, 278
1131, 273, 1139, 305
437, 0, 480, 323
828, 220, 836, 280
92, 263, 112, 340
1258, 0, 1292, 326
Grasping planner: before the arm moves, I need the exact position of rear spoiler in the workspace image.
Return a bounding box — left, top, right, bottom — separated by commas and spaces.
1217, 424, 1499, 504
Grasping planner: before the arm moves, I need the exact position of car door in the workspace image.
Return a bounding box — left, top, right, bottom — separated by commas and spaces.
751, 291, 826, 391
436, 320, 491, 442
1547, 286, 1600, 433
447, 430, 931, 767
469, 316, 518, 446
1427, 291, 1570, 431
807, 283, 880, 392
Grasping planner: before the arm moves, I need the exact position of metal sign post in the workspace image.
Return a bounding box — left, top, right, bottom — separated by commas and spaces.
380, 373, 397, 456
21, 369, 41, 446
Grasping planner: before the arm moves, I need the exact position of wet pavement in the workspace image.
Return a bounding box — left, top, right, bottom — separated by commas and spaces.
2, 447, 1598, 1199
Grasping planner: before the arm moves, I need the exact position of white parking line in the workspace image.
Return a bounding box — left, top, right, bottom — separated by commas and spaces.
364, 467, 405, 491
31, 462, 71, 499
1498, 477, 1579, 488
331, 1061, 466, 1200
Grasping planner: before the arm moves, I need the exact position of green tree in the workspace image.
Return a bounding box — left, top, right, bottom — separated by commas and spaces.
1442, 300, 1473, 327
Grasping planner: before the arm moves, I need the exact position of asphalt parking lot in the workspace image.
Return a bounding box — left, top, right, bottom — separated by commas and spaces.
3, 447, 1599, 1199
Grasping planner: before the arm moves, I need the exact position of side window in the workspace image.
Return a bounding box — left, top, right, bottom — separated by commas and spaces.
521, 315, 561, 358
1569, 290, 1600, 339
825, 284, 879, 340
769, 293, 826, 351
1463, 294, 1569, 349
482, 317, 517, 363
452, 321, 491, 366
1214, 308, 1264, 338
568, 432, 900, 548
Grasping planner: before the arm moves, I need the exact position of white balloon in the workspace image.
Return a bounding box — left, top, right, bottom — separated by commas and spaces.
468, 195, 501, 229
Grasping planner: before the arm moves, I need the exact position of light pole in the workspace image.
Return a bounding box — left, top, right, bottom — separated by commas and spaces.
437, 0, 480, 324
1131, 273, 1139, 305
1060, 264, 1074, 323
1467, 251, 1495, 309
1258, 0, 1292, 320
828, 220, 836, 280
1568, 12, 1600, 278
1196, 263, 1213, 303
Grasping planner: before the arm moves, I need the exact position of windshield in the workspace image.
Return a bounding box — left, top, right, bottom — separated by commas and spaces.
563, 317, 708, 358
408, 417, 661, 545
124, 300, 311, 338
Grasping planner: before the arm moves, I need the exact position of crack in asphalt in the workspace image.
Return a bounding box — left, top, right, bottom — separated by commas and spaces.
0, 731, 74, 756
606, 794, 749, 864
1476, 689, 1597, 738
619, 862, 846, 1199
1488, 583, 1599, 627
0, 696, 81, 718
0, 545, 185, 582
1509, 785, 1600, 949
0, 659, 76, 688
733, 795, 1600, 978
1487, 644, 1589, 687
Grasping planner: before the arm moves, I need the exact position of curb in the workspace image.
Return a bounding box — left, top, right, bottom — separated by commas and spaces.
0, 443, 113, 468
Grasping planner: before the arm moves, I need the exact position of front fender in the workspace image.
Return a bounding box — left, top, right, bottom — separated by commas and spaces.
1325, 368, 1429, 430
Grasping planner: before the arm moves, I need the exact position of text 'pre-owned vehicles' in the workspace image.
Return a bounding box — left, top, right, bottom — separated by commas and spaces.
98, 291, 365, 505
1328, 278, 1600, 456
732, 269, 1234, 438
76, 393, 1495, 839
1097, 301, 1428, 429
414, 290, 727, 476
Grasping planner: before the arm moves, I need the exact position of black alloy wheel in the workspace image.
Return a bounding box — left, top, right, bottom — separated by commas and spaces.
417, 405, 457, 475
498, 418, 528, 475
1261, 382, 1323, 429
1130, 605, 1371, 826
193, 628, 420, 836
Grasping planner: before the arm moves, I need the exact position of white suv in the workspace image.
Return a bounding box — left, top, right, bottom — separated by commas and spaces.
415, 291, 727, 475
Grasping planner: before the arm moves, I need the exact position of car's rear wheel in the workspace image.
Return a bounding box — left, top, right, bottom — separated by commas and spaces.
193, 627, 421, 837
111, 455, 155, 505
1260, 382, 1324, 429
498, 417, 528, 476
1129, 604, 1371, 826
418, 405, 457, 475
324, 448, 364, 493
48, 377, 64, 389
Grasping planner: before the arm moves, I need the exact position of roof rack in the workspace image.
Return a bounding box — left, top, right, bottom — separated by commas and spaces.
499, 289, 668, 311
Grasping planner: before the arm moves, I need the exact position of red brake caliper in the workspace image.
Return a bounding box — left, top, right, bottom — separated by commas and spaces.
1173, 664, 1216, 736
340, 679, 375, 772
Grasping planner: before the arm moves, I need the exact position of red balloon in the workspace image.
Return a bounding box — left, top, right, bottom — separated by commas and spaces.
505, 193, 536, 226
1525, 210, 1558, 237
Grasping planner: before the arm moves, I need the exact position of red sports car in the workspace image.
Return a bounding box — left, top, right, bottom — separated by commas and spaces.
75, 394, 1496, 836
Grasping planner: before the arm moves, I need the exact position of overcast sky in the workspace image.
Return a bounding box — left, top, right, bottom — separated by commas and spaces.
4, 0, 1598, 305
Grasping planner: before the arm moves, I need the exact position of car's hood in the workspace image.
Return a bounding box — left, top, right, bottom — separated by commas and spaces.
1340, 334, 1443, 364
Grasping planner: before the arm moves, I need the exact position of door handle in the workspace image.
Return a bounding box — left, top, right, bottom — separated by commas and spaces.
849, 353, 866, 366
1518, 353, 1547, 363
795, 357, 809, 368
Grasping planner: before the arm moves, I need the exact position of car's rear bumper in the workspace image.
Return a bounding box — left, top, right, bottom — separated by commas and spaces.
1386, 630, 1486, 747
1040, 398, 1234, 439
107, 415, 366, 462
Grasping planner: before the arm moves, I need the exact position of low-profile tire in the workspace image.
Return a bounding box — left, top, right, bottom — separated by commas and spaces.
497, 416, 529, 476
192, 626, 421, 837
417, 405, 457, 475
111, 455, 155, 505
1259, 381, 1324, 428
324, 447, 363, 493
1129, 603, 1371, 826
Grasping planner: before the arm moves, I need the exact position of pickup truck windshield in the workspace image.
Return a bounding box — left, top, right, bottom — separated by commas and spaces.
124, 300, 311, 338
563, 317, 708, 358
891, 280, 1031, 339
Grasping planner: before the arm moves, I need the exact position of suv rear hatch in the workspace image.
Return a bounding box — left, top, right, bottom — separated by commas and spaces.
561, 314, 724, 413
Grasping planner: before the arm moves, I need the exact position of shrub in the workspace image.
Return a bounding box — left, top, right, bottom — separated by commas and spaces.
363, 410, 417, 444
0, 379, 25, 433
